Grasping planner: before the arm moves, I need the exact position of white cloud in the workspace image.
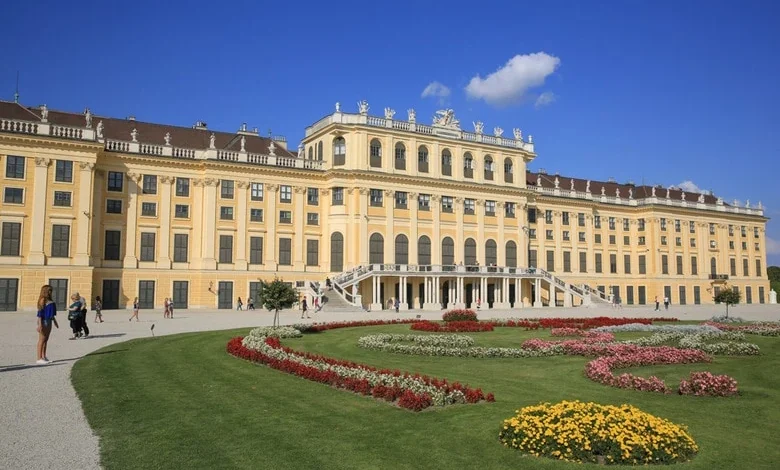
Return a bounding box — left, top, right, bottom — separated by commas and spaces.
766, 236, 780, 255
677, 180, 705, 194
535, 91, 556, 109
421, 81, 451, 99
465, 52, 561, 106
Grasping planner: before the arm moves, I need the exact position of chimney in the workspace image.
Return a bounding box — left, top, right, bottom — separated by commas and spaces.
193, 121, 208, 130
538, 168, 547, 175
238, 124, 259, 136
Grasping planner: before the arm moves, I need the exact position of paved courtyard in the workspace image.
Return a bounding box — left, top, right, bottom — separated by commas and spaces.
1, 303, 777, 469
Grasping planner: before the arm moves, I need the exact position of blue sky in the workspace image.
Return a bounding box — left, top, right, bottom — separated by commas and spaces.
3, 0, 779, 264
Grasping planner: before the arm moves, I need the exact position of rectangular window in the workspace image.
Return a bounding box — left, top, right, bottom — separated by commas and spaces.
624, 254, 631, 274
221, 180, 234, 199
660, 218, 667, 230
609, 217, 615, 230
332, 187, 344, 205
485, 200, 496, 215
730, 258, 737, 276
141, 202, 157, 217
528, 249, 537, 268
4, 187, 23, 204
505, 202, 515, 217
689, 221, 695, 233
675, 237, 681, 246
694, 286, 701, 304
108, 171, 124, 192
546, 250, 555, 272
278, 238, 292, 265
690, 238, 696, 248
563, 251, 571, 272
595, 234, 602, 244
595, 253, 603, 273
220, 207, 234, 220
691, 256, 698, 275
219, 235, 233, 263
756, 259, 762, 277
662, 255, 669, 274
173, 234, 188, 263
279, 210, 292, 224
741, 241, 747, 250
55, 160, 73, 183
623, 219, 629, 231
106, 199, 122, 214
638, 218, 645, 231
174, 204, 189, 218
370, 189, 383, 207
742, 258, 749, 276
679, 286, 687, 305
639, 255, 646, 274
528, 208, 537, 223
610, 254, 617, 274
140, 233, 156, 261
529, 228, 536, 239
578, 213, 585, 226
464, 199, 475, 214
306, 239, 319, 266
250, 208, 263, 222
638, 286, 646, 305
578, 232, 586, 242
280, 185, 292, 203
709, 223, 715, 235
676, 255, 683, 275
104, 230, 121, 260
661, 235, 667, 245
176, 178, 190, 197
626, 286, 634, 305
579, 251, 587, 272
545, 210, 553, 224
5, 155, 25, 179
51, 225, 70, 258
307, 213, 319, 225
546, 230, 554, 240
638, 236, 646, 245
562, 212, 570, 225
728, 225, 734, 236
307, 188, 319, 205
759, 286, 765, 304
563, 231, 570, 241
143, 175, 157, 194
250, 237, 263, 264
1, 222, 21, 256
754, 227, 759, 238
609, 235, 616, 245
594, 215, 601, 228
395, 191, 407, 209
623, 236, 630, 246
250, 182, 264, 201
675, 219, 681, 232
442, 196, 453, 213
418, 194, 430, 211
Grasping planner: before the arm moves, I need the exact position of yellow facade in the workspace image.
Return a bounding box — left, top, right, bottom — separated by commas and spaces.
0, 101, 770, 311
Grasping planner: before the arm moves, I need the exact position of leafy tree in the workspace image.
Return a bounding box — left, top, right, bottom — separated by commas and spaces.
767, 266, 780, 293
714, 288, 741, 317
258, 278, 298, 327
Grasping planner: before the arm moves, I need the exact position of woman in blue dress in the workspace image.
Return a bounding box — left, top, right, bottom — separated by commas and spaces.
36, 285, 59, 364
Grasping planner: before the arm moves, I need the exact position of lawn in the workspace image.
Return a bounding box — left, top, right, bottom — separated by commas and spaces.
72, 324, 780, 469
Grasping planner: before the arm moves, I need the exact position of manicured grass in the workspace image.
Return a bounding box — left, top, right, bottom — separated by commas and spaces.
72, 325, 780, 469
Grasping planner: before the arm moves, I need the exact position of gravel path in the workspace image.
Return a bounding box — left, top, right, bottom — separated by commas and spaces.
1, 303, 777, 469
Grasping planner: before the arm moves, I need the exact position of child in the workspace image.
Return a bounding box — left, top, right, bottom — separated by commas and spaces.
94, 296, 103, 323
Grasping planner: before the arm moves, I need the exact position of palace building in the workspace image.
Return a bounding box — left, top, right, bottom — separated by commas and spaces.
0, 99, 770, 311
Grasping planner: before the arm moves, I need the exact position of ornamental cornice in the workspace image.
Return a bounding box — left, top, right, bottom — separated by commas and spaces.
454, 196, 464, 204
160, 175, 175, 184
35, 157, 52, 167
320, 188, 331, 196
430, 194, 441, 202
266, 183, 279, 192
192, 178, 205, 187
78, 161, 95, 171
383, 189, 394, 196
358, 187, 369, 195
408, 192, 419, 200
126, 171, 142, 182
476, 199, 485, 206
236, 181, 250, 189
293, 186, 306, 194
203, 177, 219, 187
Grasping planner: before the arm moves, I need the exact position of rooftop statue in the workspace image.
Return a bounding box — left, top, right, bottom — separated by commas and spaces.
131, 128, 138, 142
96, 120, 104, 139
407, 108, 416, 122
240, 135, 246, 152
473, 121, 484, 134
585, 180, 591, 192
513, 128, 522, 140
335, 102, 340, 112
493, 127, 504, 137
40, 104, 48, 122
164, 132, 171, 146
209, 133, 216, 149
357, 100, 369, 115
268, 141, 276, 156
84, 108, 92, 128
432, 109, 460, 129
384, 107, 395, 120
570, 179, 575, 191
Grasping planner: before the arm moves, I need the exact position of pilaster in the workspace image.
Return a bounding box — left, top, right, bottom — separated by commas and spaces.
358, 187, 369, 264
409, 192, 419, 265
293, 185, 306, 270
123, 172, 141, 268
28, 158, 51, 265
235, 181, 249, 270
431, 195, 441, 264
384, 189, 394, 261
156, 175, 174, 268
201, 177, 219, 270
455, 197, 464, 264
266, 184, 278, 266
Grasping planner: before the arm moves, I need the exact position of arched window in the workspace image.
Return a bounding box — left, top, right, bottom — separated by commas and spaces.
333, 137, 346, 166
504, 158, 513, 183
395, 234, 409, 264
330, 232, 344, 272
506, 241, 517, 268
369, 139, 382, 168
418, 235, 431, 265
463, 152, 474, 178
711, 257, 717, 275
485, 239, 497, 265
308, 146, 313, 160
317, 141, 323, 161
464, 238, 477, 265
440, 149, 452, 176
369, 233, 384, 264
418, 145, 429, 173
484, 156, 494, 180
442, 237, 455, 266
395, 143, 406, 170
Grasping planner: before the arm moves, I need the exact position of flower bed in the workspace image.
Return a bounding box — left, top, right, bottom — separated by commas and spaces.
411, 321, 494, 332
678, 372, 739, 397
442, 309, 478, 322
358, 334, 561, 358
292, 319, 420, 333
594, 323, 721, 334
247, 326, 302, 339
485, 319, 541, 330
538, 317, 677, 329
704, 321, 780, 336
549, 328, 615, 343
229, 335, 494, 411
498, 401, 698, 464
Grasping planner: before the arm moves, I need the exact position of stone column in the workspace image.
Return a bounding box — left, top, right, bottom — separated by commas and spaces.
455, 197, 464, 264
409, 192, 419, 265
370, 275, 382, 311
476, 199, 485, 263
156, 175, 174, 269
358, 188, 369, 265
515, 278, 523, 308
293, 186, 306, 270
534, 278, 542, 307
266, 184, 278, 266
123, 172, 142, 268
28, 158, 51, 265
585, 214, 594, 274
90, 169, 105, 265
235, 181, 249, 270
201, 178, 219, 270
385, 189, 394, 262
431, 195, 441, 264
73, 162, 96, 266
399, 275, 408, 310
497, 202, 506, 265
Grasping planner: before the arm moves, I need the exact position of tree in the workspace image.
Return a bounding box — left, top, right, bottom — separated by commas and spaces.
258, 278, 298, 327
767, 266, 780, 294
714, 288, 741, 317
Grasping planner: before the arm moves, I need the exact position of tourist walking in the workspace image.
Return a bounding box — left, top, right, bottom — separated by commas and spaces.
94, 296, 103, 323
394, 298, 400, 313
168, 299, 174, 318
77, 292, 90, 338
248, 297, 255, 310
68, 294, 83, 339
654, 296, 660, 311
301, 298, 309, 319
313, 296, 319, 312
36, 284, 58, 364
663, 296, 670, 310
129, 297, 140, 322
163, 298, 170, 318
237, 297, 243, 311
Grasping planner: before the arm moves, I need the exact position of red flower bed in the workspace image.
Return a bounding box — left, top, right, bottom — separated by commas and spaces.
295, 319, 420, 333
442, 309, 479, 322
411, 321, 494, 332
227, 336, 495, 411
538, 317, 677, 329
678, 372, 739, 397
488, 319, 542, 330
